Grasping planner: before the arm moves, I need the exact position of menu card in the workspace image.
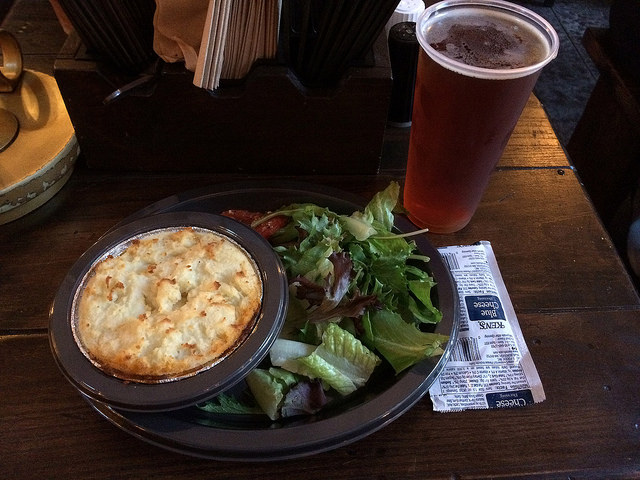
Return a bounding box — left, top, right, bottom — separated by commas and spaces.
194, 0, 280, 90
430, 242, 546, 411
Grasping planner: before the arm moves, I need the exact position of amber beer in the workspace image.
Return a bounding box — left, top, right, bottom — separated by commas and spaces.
404, 0, 559, 233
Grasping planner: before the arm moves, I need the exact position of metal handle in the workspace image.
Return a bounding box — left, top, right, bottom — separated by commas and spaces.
0, 30, 23, 93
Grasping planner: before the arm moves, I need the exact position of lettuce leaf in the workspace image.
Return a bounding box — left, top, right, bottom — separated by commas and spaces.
341, 182, 400, 241
245, 367, 299, 420
342, 211, 377, 241
269, 338, 316, 374
266, 181, 446, 378
408, 278, 443, 324
270, 324, 381, 396
207, 183, 448, 421
368, 309, 448, 374
298, 324, 381, 396
363, 181, 399, 231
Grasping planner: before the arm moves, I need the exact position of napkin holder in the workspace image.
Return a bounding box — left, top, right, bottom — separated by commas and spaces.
53, 32, 392, 174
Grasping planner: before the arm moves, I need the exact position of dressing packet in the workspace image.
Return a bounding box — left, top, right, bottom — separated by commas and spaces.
429, 241, 546, 411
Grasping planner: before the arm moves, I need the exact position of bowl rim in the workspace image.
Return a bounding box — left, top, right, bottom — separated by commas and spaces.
49, 211, 289, 412
75, 181, 460, 460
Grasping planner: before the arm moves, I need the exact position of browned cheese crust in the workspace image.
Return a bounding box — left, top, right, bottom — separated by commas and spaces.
76, 228, 263, 380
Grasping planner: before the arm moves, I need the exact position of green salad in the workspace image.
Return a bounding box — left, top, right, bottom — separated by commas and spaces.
200, 182, 448, 420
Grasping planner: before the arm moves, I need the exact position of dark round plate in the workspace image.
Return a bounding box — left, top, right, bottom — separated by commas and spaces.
49, 211, 289, 412
80, 181, 460, 460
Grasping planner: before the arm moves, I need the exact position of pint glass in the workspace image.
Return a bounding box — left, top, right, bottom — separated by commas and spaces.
403, 0, 559, 233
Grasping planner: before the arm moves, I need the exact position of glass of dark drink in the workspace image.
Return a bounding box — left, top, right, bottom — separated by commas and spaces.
403, 0, 559, 233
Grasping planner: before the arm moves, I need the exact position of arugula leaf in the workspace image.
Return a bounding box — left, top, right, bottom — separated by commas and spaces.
265, 182, 446, 380
197, 394, 262, 415
275, 206, 343, 283
206, 183, 448, 421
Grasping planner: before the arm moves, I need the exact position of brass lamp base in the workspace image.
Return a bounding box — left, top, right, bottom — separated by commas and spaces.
0, 108, 18, 151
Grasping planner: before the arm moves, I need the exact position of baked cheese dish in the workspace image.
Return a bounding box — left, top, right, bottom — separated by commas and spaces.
74, 227, 263, 382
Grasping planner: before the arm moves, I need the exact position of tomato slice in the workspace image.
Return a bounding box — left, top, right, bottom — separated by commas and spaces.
222, 210, 289, 239
222, 209, 262, 224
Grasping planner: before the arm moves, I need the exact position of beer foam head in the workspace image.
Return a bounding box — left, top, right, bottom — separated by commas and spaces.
418, 0, 558, 79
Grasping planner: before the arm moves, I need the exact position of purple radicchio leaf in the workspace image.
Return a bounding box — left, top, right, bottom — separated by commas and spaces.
291, 275, 326, 306
280, 380, 328, 418
291, 252, 378, 323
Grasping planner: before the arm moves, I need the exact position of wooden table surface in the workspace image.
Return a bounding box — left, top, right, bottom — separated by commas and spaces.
2, 2, 640, 479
